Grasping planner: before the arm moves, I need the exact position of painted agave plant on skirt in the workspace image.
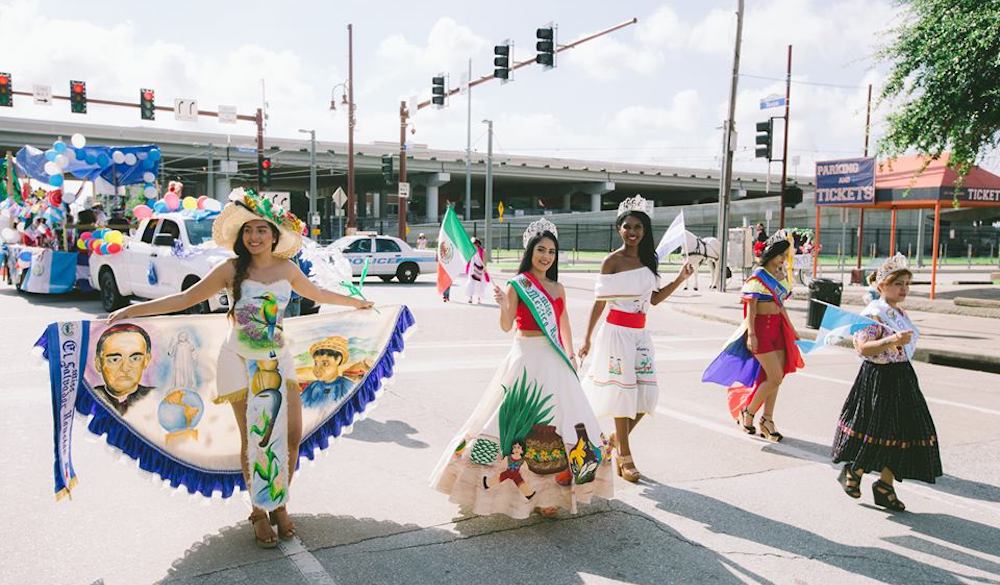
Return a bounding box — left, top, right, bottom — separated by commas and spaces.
499, 368, 554, 458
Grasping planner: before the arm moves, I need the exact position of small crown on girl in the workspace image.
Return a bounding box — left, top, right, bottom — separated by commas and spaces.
522, 218, 558, 248
875, 253, 910, 284
617, 195, 654, 218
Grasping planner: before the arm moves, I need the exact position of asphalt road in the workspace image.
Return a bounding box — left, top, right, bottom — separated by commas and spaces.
2, 274, 998, 585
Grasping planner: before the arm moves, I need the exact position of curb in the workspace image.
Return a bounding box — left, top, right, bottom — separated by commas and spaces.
671, 305, 1000, 373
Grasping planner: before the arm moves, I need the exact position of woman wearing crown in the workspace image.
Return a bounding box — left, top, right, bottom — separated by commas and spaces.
702, 231, 803, 442
432, 218, 614, 519
578, 195, 693, 482
832, 254, 941, 511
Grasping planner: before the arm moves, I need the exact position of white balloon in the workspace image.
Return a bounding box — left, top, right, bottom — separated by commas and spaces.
55, 154, 70, 168
62, 192, 76, 204
203, 199, 222, 212
1, 227, 19, 243
71, 133, 87, 148
144, 186, 157, 197
44, 161, 61, 175
112, 151, 126, 164
65, 149, 77, 162
124, 153, 138, 166
142, 172, 156, 183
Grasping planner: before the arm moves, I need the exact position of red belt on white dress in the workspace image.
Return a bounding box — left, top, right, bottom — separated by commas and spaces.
607, 309, 646, 328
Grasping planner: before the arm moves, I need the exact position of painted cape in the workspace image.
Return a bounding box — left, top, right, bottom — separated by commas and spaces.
701, 267, 803, 418
37, 305, 414, 501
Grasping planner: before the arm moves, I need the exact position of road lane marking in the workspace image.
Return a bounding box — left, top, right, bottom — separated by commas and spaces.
798, 372, 1000, 417
279, 537, 338, 585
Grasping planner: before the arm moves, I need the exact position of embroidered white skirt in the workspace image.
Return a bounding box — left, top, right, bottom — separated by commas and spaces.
464, 275, 487, 300
582, 322, 658, 418
431, 336, 614, 519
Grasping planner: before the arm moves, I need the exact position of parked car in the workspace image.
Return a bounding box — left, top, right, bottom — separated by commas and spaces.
90, 213, 233, 313
331, 233, 436, 283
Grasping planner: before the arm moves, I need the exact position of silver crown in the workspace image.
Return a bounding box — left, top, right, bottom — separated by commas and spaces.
522, 218, 558, 248
875, 253, 909, 284
617, 195, 654, 218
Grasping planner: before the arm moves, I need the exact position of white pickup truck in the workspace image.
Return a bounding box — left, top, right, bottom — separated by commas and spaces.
90, 213, 233, 313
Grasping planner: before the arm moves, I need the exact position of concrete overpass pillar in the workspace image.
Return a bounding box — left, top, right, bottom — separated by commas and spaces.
419, 172, 451, 222
563, 193, 572, 211
590, 192, 601, 212
214, 177, 231, 201
560, 181, 615, 213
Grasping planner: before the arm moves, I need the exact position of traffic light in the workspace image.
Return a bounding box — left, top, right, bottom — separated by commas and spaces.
0, 72, 11, 107
494, 42, 511, 81
259, 157, 272, 186
70, 80, 87, 114
783, 185, 803, 208
381, 154, 393, 184
755, 119, 773, 160
431, 75, 446, 107
140, 88, 155, 120
536, 26, 556, 68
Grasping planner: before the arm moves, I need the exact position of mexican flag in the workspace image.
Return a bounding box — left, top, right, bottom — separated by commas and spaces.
436, 206, 476, 294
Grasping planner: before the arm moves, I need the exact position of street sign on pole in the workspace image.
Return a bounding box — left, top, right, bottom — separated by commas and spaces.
398, 182, 410, 199
174, 98, 198, 121
32, 85, 52, 106
218, 105, 237, 124
218, 160, 238, 174
310, 212, 321, 227
332, 186, 348, 209
760, 94, 786, 109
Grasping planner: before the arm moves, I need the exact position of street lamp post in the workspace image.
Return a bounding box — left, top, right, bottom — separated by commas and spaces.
482, 119, 494, 261
298, 129, 317, 234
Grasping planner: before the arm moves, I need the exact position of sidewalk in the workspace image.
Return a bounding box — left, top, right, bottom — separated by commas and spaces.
668, 290, 1000, 373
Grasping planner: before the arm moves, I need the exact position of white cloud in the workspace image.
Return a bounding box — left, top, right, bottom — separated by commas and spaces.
609, 89, 703, 135
562, 36, 662, 81
376, 17, 488, 71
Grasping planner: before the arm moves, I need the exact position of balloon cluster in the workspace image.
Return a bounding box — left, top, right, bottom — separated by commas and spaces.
42, 134, 87, 204
133, 181, 221, 219
77, 228, 124, 255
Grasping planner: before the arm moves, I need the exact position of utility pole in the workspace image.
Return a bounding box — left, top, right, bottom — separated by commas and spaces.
715, 0, 744, 292
398, 100, 409, 240
207, 143, 214, 199
308, 131, 317, 228
347, 23, 357, 231
255, 107, 264, 192
465, 58, 473, 220
483, 119, 494, 261
778, 44, 792, 229
857, 83, 872, 270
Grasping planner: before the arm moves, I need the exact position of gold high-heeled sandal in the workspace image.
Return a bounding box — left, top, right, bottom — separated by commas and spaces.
759, 416, 784, 442
616, 454, 641, 483
268, 507, 297, 540
249, 510, 278, 549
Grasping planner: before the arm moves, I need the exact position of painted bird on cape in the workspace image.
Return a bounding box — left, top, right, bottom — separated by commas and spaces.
254, 292, 280, 347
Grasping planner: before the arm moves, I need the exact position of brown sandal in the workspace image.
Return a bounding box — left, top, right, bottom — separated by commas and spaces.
616, 454, 641, 483
249, 510, 278, 548
268, 507, 297, 540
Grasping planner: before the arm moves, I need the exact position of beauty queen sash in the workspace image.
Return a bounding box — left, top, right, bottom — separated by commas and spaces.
861, 298, 920, 360
508, 272, 576, 377
35, 305, 414, 502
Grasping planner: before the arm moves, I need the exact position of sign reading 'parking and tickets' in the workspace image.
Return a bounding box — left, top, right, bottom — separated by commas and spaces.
815, 157, 876, 205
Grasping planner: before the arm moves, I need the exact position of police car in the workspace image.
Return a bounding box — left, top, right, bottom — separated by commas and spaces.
331, 233, 437, 283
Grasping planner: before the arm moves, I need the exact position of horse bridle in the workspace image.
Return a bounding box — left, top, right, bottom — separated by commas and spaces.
687, 236, 719, 263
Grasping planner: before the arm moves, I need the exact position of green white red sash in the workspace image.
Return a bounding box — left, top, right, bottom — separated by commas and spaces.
509, 272, 576, 377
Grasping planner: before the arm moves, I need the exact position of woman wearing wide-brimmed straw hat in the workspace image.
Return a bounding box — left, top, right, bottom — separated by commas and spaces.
108, 187, 372, 548
832, 253, 942, 511
703, 232, 804, 442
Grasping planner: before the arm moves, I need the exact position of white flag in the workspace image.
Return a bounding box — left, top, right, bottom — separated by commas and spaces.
656, 211, 687, 260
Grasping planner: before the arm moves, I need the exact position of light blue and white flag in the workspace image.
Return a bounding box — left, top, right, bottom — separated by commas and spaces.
796, 300, 882, 355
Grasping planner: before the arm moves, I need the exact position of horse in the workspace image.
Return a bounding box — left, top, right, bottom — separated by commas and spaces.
680, 230, 726, 291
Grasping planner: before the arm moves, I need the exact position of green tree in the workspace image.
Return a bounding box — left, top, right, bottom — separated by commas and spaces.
878, 0, 1000, 181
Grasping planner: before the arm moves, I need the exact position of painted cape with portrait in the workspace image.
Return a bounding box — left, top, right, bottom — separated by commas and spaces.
37, 304, 414, 501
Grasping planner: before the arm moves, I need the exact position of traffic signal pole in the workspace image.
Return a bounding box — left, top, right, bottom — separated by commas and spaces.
397, 17, 638, 240
347, 23, 357, 231
778, 44, 792, 229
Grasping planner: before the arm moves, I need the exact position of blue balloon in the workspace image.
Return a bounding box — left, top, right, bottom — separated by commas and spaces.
153, 201, 168, 213
49, 174, 64, 187
44, 149, 58, 162
146, 198, 156, 207
97, 153, 111, 167
148, 149, 161, 161
142, 158, 155, 170
84, 152, 97, 164
53, 141, 67, 154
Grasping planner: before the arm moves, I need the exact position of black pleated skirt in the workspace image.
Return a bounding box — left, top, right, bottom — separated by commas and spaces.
831, 361, 942, 483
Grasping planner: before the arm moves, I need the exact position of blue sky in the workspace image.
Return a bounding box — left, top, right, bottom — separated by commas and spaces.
6, 0, 963, 174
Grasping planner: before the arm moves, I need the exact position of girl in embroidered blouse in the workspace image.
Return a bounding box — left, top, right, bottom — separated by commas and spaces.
832, 254, 942, 511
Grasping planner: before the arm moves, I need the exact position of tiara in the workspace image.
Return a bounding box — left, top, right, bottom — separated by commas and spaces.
522, 218, 558, 248
875, 253, 909, 284
617, 195, 654, 218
